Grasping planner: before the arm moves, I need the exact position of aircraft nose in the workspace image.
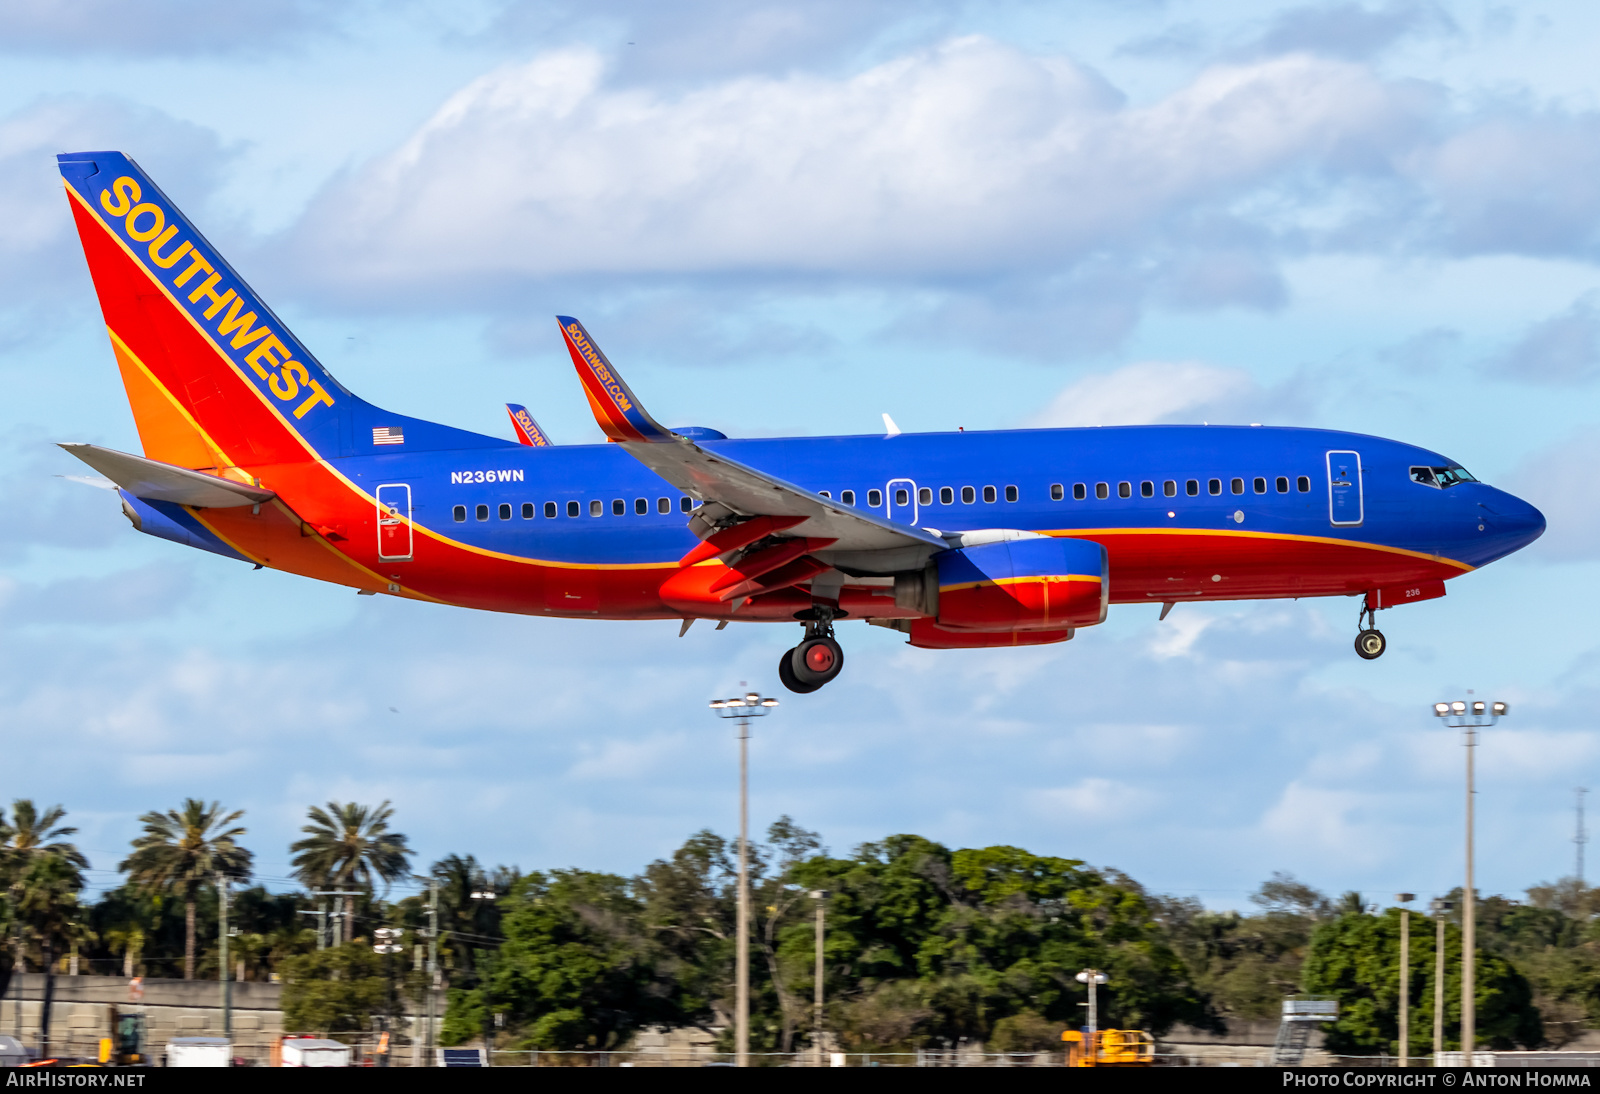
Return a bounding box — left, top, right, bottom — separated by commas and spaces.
1480, 488, 1546, 551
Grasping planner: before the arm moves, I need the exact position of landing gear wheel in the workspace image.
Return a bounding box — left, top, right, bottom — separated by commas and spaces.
791, 636, 844, 688
778, 649, 823, 694
1355, 629, 1386, 660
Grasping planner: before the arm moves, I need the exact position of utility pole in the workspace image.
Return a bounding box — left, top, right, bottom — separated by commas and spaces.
811, 890, 828, 1066
1075, 969, 1108, 1065
219, 875, 231, 1038
710, 690, 778, 1067
1433, 698, 1507, 1063
426, 881, 439, 1068
1577, 788, 1589, 884
1431, 898, 1452, 1062
1396, 893, 1414, 1066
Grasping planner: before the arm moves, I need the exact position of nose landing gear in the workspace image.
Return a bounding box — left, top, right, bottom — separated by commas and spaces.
1355, 603, 1386, 661
779, 612, 845, 693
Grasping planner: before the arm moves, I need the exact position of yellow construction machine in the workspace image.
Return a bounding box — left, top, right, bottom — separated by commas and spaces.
1061, 1028, 1154, 1067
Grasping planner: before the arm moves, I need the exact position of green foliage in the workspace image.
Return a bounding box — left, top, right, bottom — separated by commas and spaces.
280, 943, 389, 1033
119, 799, 252, 980
1302, 907, 1542, 1054
447, 869, 671, 1050
783, 836, 1205, 1050
1154, 872, 1331, 1022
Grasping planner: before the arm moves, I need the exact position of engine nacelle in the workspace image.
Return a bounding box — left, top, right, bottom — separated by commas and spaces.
933, 536, 1107, 632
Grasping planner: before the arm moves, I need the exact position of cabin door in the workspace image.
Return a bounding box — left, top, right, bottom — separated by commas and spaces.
1325, 451, 1363, 527
376, 483, 413, 560
886, 478, 918, 525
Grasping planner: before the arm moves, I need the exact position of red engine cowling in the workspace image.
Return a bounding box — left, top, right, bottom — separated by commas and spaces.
934, 537, 1107, 632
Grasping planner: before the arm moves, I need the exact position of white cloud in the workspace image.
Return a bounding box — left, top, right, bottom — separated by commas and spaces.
1502, 430, 1600, 562
285, 39, 1415, 296
1029, 777, 1154, 822
1030, 361, 1257, 427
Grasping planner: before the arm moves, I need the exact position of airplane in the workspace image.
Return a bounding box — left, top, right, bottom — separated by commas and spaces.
53, 151, 1547, 694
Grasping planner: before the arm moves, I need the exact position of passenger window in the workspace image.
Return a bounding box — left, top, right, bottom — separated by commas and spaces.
1050, 483, 1064, 501
867, 489, 883, 508
545, 502, 557, 518
1164, 481, 1177, 497
498, 503, 512, 520
1095, 483, 1109, 500
568, 500, 580, 517
635, 498, 647, 515
1276, 477, 1289, 494
982, 486, 996, 503
1231, 478, 1244, 495
611, 499, 625, 516
918, 487, 932, 505
452, 505, 466, 522
940, 487, 954, 504
819, 490, 831, 499
680, 496, 693, 512
1004, 485, 1018, 502
522, 503, 534, 519
1296, 476, 1310, 493
895, 488, 909, 506
658, 497, 670, 514
1253, 478, 1266, 494
1117, 482, 1131, 499
1073, 483, 1087, 500
590, 500, 603, 517
960, 487, 975, 504
1186, 480, 1199, 496
475, 504, 489, 521
843, 490, 857, 506
1140, 481, 1154, 498
1208, 479, 1221, 495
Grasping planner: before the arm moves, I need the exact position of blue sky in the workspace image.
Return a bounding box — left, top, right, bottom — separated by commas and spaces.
3, 0, 1600, 910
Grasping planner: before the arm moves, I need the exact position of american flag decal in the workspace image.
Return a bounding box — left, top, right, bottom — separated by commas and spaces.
372, 426, 404, 446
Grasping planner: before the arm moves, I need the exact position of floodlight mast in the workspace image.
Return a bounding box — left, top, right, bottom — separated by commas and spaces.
1433, 697, 1508, 1061
711, 689, 777, 1067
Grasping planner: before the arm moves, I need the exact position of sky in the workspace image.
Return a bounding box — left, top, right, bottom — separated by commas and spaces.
2, 0, 1600, 911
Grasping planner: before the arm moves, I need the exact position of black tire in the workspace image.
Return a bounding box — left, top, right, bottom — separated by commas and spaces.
779, 648, 822, 694
791, 637, 845, 686
1355, 629, 1386, 660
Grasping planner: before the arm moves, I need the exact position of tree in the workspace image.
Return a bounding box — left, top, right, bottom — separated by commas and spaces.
281, 943, 389, 1033
290, 802, 411, 944
15, 852, 86, 1057
451, 869, 669, 1050
120, 799, 252, 980
0, 800, 88, 999
428, 854, 517, 987
1154, 873, 1335, 1024
1302, 905, 1543, 1054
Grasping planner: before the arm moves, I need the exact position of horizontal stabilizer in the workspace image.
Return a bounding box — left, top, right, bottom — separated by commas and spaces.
58, 443, 274, 508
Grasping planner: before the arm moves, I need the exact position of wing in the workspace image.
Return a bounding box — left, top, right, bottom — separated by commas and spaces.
59, 443, 274, 508
505, 404, 554, 447
556, 316, 942, 555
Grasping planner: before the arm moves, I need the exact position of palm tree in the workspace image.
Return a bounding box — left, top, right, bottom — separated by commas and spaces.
290, 801, 412, 945
16, 852, 85, 1058
0, 801, 87, 988
119, 800, 252, 980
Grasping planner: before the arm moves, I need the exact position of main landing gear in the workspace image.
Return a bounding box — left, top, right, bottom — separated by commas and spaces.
780, 611, 845, 694
1355, 603, 1386, 661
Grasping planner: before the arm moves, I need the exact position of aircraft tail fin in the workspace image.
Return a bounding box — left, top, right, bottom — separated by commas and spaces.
57, 151, 508, 471
505, 404, 553, 447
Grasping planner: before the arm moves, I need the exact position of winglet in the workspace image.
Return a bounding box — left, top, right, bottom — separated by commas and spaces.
505, 404, 553, 447
556, 317, 677, 443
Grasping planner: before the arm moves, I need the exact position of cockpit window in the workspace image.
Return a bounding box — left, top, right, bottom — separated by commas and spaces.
1410, 465, 1478, 489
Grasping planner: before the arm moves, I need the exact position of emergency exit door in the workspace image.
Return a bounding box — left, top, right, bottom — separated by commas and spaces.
1326, 451, 1363, 527
376, 483, 413, 560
